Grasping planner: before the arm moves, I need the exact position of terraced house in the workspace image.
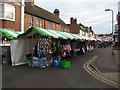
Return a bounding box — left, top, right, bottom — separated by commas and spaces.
0, 0, 69, 36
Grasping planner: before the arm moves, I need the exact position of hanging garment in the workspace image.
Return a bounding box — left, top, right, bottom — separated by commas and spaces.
87, 46, 89, 52
63, 45, 67, 50
65, 44, 72, 53
71, 42, 77, 50
37, 50, 42, 55
91, 46, 94, 50
52, 41, 56, 47
32, 47, 35, 54
82, 48, 85, 54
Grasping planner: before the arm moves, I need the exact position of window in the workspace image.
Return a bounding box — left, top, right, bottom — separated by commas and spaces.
64, 28, 66, 31
40, 19, 42, 28
60, 25, 62, 31
53, 23, 56, 30
0, 3, 15, 21
0, 4, 4, 18
48, 21, 52, 30
36, 19, 39, 27
29, 16, 33, 27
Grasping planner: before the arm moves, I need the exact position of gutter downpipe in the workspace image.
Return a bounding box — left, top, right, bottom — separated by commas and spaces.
21, 0, 25, 33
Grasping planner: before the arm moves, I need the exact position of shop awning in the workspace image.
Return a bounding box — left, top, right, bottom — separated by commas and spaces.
21, 27, 69, 39
80, 35, 91, 40
19, 27, 84, 40
70, 33, 84, 40
0, 29, 21, 39
90, 37, 97, 41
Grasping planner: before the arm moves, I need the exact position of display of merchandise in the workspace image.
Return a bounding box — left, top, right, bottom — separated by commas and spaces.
52, 60, 60, 67
26, 37, 95, 69
60, 61, 71, 68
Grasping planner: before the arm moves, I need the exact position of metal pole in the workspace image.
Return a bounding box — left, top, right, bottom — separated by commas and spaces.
111, 10, 114, 55
105, 9, 114, 55
112, 10, 114, 40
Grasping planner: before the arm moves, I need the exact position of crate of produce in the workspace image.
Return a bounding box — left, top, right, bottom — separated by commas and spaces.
60, 61, 71, 68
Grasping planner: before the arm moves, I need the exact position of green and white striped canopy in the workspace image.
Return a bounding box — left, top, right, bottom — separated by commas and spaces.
20, 27, 84, 40
19, 27, 96, 41
0, 29, 21, 39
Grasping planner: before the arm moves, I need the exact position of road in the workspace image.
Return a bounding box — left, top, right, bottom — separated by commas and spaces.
2, 47, 116, 88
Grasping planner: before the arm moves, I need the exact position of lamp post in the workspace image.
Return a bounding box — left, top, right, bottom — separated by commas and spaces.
105, 9, 114, 55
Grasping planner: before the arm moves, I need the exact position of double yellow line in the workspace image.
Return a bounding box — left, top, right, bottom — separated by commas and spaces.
83, 56, 119, 88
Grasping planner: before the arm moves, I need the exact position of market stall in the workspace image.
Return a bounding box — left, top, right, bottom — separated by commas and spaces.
10, 27, 96, 68
10, 27, 81, 67
0, 29, 21, 65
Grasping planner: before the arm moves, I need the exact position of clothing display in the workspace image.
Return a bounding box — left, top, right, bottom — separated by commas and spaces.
23, 35, 95, 69
65, 44, 72, 53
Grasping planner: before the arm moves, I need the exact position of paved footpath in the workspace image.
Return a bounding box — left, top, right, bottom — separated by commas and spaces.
93, 47, 120, 88
2, 47, 118, 89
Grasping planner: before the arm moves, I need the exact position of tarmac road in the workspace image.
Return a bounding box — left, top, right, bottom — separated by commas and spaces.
2, 47, 117, 88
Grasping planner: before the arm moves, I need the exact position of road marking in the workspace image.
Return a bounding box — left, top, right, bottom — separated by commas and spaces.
91, 60, 101, 73
83, 56, 119, 88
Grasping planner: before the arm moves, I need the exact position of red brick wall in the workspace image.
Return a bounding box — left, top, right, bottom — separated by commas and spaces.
69, 17, 79, 34
1, 2, 21, 32
24, 13, 30, 32
24, 14, 62, 32
52, 23, 55, 30
44, 20, 48, 29
42, 19, 44, 28
1, 2, 69, 34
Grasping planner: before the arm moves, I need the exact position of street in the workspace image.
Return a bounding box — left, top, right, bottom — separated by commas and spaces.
2, 47, 116, 88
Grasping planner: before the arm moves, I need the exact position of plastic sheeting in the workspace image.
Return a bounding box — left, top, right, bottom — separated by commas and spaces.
10, 39, 38, 66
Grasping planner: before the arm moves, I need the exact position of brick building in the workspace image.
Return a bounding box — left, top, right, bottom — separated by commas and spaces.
97, 34, 112, 41
68, 17, 79, 34
0, 2, 21, 32
68, 18, 96, 38
0, 1, 69, 33
79, 23, 96, 38
79, 23, 88, 36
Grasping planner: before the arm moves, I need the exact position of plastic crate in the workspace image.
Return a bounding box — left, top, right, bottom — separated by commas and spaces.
27, 61, 32, 66
60, 61, 71, 68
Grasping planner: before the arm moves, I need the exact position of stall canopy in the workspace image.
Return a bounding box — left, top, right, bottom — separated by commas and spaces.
97, 39, 103, 41
0, 29, 21, 39
18, 27, 84, 40
18, 27, 96, 41
80, 35, 91, 40
90, 37, 97, 41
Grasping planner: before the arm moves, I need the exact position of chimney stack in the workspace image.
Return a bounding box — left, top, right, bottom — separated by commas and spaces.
89, 26, 92, 30
29, 0, 34, 5
54, 9, 60, 17
70, 17, 77, 24
70, 17, 73, 24
75, 18, 77, 24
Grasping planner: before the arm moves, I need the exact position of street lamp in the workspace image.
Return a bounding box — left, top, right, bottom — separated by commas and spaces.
105, 9, 114, 55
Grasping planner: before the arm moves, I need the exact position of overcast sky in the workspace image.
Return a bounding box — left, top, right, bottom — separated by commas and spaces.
35, 0, 119, 34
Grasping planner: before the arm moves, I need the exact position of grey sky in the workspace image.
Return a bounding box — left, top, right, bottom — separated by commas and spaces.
35, 0, 119, 34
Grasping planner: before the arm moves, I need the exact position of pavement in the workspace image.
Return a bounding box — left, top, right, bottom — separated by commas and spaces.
88, 46, 120, 88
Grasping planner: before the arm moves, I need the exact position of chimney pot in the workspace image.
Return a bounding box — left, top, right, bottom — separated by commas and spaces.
54, 9, 60, 17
